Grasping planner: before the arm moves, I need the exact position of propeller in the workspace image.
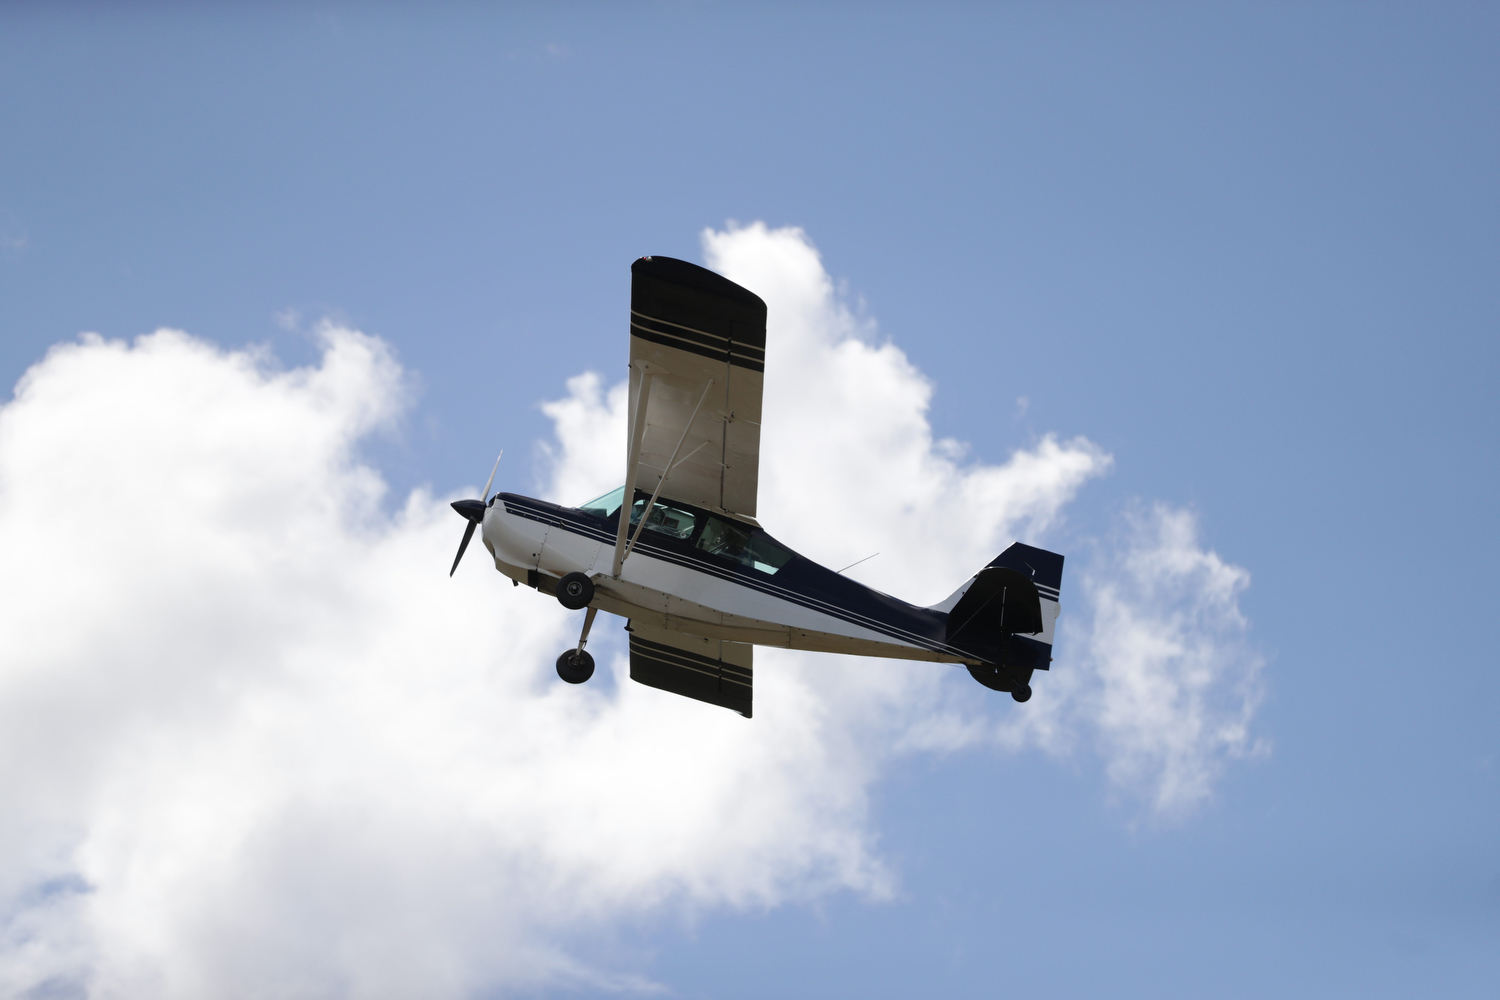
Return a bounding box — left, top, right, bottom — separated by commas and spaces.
449, 452, 502, 577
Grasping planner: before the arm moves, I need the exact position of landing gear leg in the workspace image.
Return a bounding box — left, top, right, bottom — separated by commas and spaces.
575, 606, 598, 654
556, 606, 598, 684
1011, 665, 1034, 702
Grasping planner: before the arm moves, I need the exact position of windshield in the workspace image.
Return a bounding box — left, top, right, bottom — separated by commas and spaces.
579, 486, 625, 519
697, 515, 794, 575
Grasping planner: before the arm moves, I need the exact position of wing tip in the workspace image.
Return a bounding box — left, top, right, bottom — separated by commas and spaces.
632, 255, 767, 314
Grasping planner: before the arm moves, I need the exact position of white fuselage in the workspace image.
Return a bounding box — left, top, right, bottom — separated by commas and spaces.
479, 496, 997, 664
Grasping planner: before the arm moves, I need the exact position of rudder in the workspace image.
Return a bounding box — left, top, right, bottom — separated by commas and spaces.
935, 542, 1066, 695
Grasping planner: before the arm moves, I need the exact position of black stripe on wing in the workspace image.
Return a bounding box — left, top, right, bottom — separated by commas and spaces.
629, 633, 752, 718
630, 311, 766, 373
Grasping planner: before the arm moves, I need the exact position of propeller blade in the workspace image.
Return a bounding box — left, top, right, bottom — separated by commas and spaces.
481, 451, 503, 503
450, 519, 478, 577
448, 451, 500, 577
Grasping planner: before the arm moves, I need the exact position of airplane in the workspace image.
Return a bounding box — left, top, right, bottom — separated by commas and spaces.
448, 256, 1065, 719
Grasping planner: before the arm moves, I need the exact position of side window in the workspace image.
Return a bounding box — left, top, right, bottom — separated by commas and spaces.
697, 516, 753, 562
628, 499, 698, 540
745, 534, 794, 574
697, 516, 794, 575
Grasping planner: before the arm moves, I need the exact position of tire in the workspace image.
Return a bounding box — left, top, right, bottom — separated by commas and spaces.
557, 572, 594, 610
556, 649, 595, 684
1011, 684, 1032, 703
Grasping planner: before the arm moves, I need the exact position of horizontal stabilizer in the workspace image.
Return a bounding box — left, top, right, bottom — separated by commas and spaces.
947, 567, 1044, 639
942, 541, 1066, 672
628, 621, 753, 718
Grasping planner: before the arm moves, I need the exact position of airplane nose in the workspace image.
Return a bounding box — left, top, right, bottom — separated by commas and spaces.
451, 499, 487, 523
448, 452, 503, 578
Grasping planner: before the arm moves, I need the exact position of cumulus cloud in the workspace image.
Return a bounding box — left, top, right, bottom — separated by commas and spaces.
1073, 505, 1267, 815
0, 224, 1262, 997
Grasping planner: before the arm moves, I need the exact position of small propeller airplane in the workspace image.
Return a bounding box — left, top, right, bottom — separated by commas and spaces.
449, 256, 1065, 718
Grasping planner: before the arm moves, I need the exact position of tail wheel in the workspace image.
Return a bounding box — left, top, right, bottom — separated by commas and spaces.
1011, 684, 1032, 703
557, 572, 595, 610
556, 649, 595, 684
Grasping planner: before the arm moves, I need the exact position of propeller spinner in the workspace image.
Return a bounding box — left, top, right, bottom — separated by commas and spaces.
449, 452, 502, 576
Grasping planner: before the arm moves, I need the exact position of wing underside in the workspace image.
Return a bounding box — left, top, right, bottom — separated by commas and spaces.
628, 621, 753, 718
629, 256, 767, 520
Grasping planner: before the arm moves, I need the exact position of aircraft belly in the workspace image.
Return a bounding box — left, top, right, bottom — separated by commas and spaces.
596, 577, 669, 615
590, 589, 660, 624
786, 630, 965, 663
492, 558, 532, 584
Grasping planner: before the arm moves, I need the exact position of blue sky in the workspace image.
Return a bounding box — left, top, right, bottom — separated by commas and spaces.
1, 4, 1496, 998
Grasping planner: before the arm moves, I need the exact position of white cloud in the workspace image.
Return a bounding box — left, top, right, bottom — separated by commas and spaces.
1074, 505, 1268, 816
0, 225, 1262, 997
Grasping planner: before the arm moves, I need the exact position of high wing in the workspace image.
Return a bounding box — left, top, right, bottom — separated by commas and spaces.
628, 256, 767, 520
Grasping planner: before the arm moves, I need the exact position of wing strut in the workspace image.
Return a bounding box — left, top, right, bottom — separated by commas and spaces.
610, 363, 656, 578
622, 377, 716, 565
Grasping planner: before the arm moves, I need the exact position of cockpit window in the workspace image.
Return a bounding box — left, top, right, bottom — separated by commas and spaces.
628, 498, 699, 540
579, 486, 625, 519
696, 516, 794, 575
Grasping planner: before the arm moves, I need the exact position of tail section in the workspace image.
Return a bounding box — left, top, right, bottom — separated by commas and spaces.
935, 542, 1065, 699
986, 542, 1063, 610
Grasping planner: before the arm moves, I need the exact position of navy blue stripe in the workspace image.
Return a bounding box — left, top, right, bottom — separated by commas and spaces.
501, 496, 976, 658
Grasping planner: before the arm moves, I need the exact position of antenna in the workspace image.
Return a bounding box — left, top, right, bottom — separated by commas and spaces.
835, 552, 879, 575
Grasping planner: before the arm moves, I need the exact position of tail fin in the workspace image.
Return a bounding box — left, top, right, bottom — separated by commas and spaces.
934, 543, 1065, 683
987, 542, 1063, 609
930, 543, 1064, 615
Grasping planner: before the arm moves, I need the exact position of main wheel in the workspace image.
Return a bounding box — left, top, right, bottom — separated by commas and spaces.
557, 571, 594, 610
556, 649, 595, 684
1011, 684, 1032, 703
